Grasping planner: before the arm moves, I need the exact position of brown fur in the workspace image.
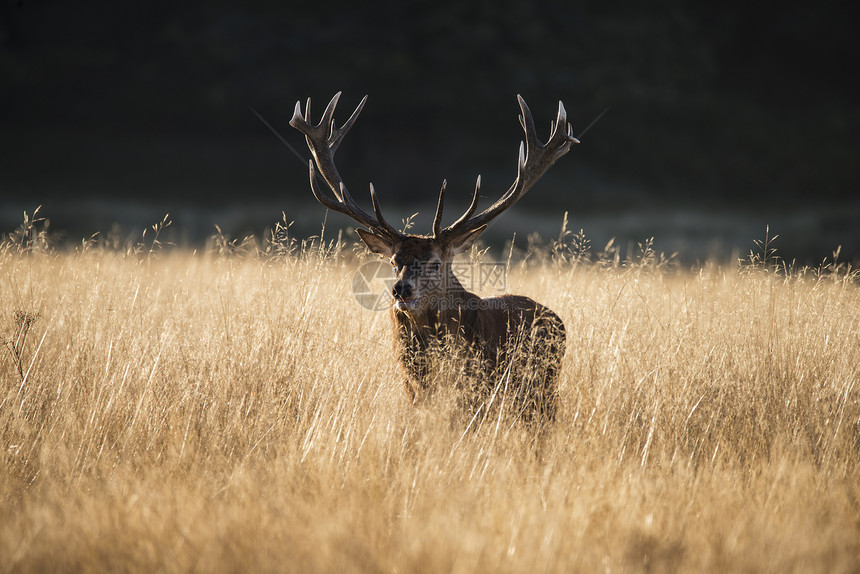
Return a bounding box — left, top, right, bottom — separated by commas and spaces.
368, 235, 565, 425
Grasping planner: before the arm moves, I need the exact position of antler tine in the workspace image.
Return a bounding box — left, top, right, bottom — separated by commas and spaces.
319, 91, 341, 131
331, 95, 366, 154
553, 100, 580, 147
443, 175, 481, 233
432, 180, 447, 238
291, 93, 402, 240
291, 100, 304, 124
517, 94, 541, 152
369, 183, 401, 237
443, 95, 578, 239
555, 100, 566, 133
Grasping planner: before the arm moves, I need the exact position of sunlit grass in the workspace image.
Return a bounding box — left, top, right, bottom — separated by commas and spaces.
1, 219, 858, 572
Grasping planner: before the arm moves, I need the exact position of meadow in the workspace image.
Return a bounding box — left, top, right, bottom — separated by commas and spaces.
1, 216, 858, 572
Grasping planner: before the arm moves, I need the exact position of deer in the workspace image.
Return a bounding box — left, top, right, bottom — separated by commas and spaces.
289, 92, 578, 426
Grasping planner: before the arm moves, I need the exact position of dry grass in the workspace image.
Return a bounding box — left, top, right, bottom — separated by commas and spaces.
1, 226, 858, 573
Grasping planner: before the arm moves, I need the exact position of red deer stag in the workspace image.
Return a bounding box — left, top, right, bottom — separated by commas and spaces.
290, 93, 577, 425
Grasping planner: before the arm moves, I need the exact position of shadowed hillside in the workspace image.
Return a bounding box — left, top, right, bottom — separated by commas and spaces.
1, 1, 858, 261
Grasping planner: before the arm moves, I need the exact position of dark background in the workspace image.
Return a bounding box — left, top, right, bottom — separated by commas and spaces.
1, 1, 858, 263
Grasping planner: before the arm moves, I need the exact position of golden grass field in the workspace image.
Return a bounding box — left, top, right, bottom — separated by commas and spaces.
1, 219, 859, 572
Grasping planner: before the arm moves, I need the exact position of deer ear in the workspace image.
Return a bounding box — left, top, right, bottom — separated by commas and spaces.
356, 228, 395, 256
449, 225, 487, 255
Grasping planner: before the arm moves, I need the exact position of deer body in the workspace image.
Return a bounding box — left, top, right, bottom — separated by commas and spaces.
392, 291, 565, 423
289, 93, 578, 425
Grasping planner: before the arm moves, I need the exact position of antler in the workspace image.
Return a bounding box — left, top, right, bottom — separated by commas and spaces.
289, 92, 402, 240
436, 95, 579, 240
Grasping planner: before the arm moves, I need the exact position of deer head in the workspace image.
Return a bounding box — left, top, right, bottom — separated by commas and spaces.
289, 92, 578, 314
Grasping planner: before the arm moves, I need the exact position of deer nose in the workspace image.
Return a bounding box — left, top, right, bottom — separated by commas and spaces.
392, 281, 413, 300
